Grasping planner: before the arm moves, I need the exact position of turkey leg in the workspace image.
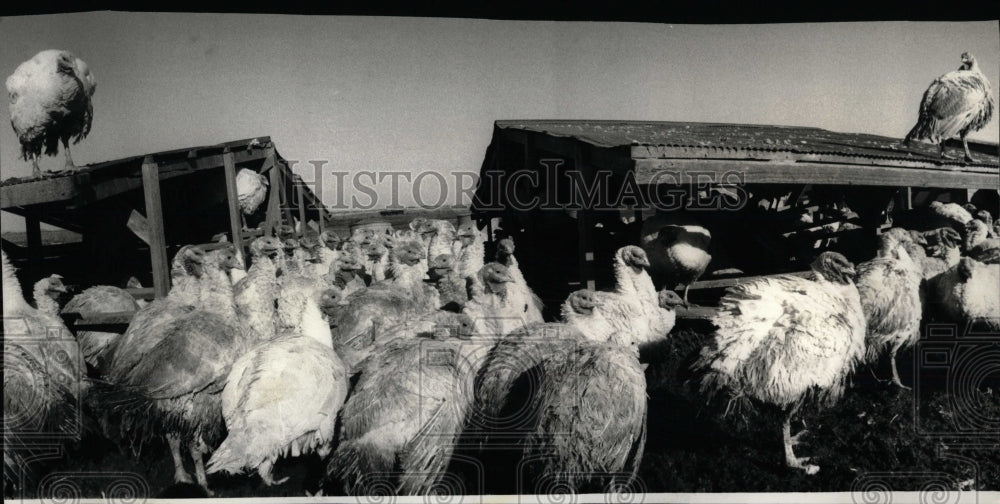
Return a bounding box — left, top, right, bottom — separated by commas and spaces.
190, 437, 214, 496
167, 434, 193, 483
782, 402, 819, 475
961, 134, 976, 163
258, 458, 290, 486
938, 142, 956, 160
890, 340, 912, 390
30, 157, 41, 178
62, 140, 76, 169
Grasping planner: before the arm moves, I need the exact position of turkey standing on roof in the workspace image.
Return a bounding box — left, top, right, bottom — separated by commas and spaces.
903, 52, 995, 163
6, 49, 96, 177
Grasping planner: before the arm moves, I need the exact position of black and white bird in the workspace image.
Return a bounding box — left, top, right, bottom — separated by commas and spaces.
904, 52, 995, 163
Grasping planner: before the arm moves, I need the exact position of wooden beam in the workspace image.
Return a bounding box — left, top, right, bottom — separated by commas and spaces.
264, 147, 281, 235
633, 158, 1000, 190
25, 213, 42, 280
295, 176, 307, 237
61, 310, 136, 330
141, 157, 170, 299
681, 270, 813, 291
222, 151, 245, 258
574, 143, 596, 291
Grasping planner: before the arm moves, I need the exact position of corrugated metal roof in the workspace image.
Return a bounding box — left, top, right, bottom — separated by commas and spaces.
495, 120, 1000, 167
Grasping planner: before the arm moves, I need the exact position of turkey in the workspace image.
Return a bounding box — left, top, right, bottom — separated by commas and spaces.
855, 229, 923, 389
904, 52, 996, 163
326, 314, 476, 495
61, 282, 141, 375
694, 251, 866, 475
463, 262, 532, 339
362, 240, 390, 284
93, 245, 246, 493
428, 253, 470, 310
3, 250, 87, 487
418, 219, 458, 264
31, 273, 68, 315
933, 256, 1000, 331
235, 168, 268, 215
6, 49, 96, 177
317, 229, 343, 276
326, 255, 365, 297
560, 289, 619, 346
964, 219, 999, 261
233, 237, 282, 344
519, 340, 647, 493
493, 237, 544, 324
454, 221, 485, 281
643, 224, 712, 306
207, 285, 349, 486
328, 240, 437, 370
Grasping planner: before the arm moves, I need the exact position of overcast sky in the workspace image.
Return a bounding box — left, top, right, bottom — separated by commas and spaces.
1, 14, 997, 230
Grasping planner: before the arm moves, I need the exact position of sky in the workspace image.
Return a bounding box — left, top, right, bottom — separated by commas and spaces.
0, 13, 998, 231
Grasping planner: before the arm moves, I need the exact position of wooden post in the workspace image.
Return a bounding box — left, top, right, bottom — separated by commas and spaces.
222, 150, 245, 258
574, 143, 596, 291
142, 157, 170, 299
25, 213, 42, 281
295, 176, 307, 237
265, 147, 281, 235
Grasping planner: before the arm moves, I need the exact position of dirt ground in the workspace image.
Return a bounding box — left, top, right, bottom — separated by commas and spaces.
7, 319, 998, 499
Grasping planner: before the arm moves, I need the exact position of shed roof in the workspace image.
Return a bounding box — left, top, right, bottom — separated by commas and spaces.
494, 119, 1000, 166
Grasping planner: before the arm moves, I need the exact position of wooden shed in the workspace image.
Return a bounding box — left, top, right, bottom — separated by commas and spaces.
1, 136, 329, 304
470, 120, 999, 318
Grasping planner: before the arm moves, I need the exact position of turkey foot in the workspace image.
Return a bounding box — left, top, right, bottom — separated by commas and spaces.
783, 410, 819, 475
962, 137, 977, 164
938, 143, 957, 160
259, 459, 290, 486
889, 346, 912, 390
167, 434, 193, 484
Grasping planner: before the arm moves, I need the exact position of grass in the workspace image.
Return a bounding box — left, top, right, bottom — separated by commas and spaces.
7, 318, 998, 497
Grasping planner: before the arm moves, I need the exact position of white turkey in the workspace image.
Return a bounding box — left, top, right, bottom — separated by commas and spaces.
3, 250, 86, 486
694, 251, 866, 475
493, 237, 544, 324
207, 285, 349, 486
233, 237, 282, 344
642, 224, 712, 306
454, 221, 485, 281
235, 168, 268, 215
855, 229, 923, 389
463, 262, 531, 339
933, 256, 1000, 331
31, 273, 68, 315
61, 282, 141, 376
904, 52, 996, 163
6, 49, 96, 177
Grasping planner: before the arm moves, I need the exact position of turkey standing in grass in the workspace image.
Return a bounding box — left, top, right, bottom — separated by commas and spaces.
31, 274, 68, 315
61, 282, 140, 375
856, 229, 923, 389
903, 52, 995, 163
694, 251, 866, 475
326, 314, 475, 496
208, 285, 349, 486
6, 50, 96, 177
93, 245, 246, 493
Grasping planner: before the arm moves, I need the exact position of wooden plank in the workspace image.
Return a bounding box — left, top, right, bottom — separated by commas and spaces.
1, 176, 80, 209
141, 157, 170, 299
295, 175, 307, 237
125, 287, 155, 301
264, 147, 281, 235
674, 305, 719, 320
633, 158, 1000, 190
25, 213, 42, 280
61, 310, 136, 330
222, 151, 245, 258
574, 143, 596, 291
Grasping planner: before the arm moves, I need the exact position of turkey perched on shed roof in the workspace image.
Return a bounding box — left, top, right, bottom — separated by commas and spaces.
235, 168, 269, 215
694, 251, 866, 475
6, 49, 96, 177
904, 52, 995, 163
